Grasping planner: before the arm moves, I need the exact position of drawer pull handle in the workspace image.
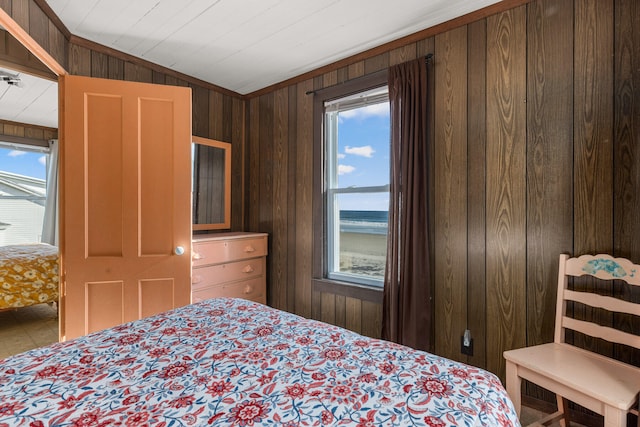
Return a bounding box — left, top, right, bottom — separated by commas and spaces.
242, 265, 254, 273
244, 245, 256, 253
243, 284, 253, 294
192, 252, 204, 260
192, 275, 202, 284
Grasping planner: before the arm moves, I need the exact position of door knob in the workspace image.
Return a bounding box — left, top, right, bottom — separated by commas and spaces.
175, 246, 185, 255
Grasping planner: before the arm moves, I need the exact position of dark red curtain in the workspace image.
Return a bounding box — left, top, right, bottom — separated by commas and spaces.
382, 57, 432, 352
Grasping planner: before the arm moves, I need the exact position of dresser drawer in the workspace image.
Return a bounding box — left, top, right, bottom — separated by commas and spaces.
192, 258, 264, 288
193, 236, 267, 267
192, 277, 266, 304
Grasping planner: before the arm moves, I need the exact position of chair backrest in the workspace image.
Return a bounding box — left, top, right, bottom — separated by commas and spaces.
554, 253, 640, 349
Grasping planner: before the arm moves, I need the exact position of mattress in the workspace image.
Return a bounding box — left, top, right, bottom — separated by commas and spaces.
0, 297, 520, 426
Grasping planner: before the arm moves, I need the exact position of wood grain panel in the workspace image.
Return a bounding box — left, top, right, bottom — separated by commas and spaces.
294, 79, 314, 318
434, 26, 468, 362
68, 43, 91, 76
614, 0, 640, 261
0, 28, 54, 77
191, 84, 209, 136
108, 56, 124, 80
47, 20, 66, 67
321, 70, 337, 89
258, 93, 274, 245
485, 6, 527, 379
272, 87, 288, 310
286, 85, 298, 311
0, 121, 23, 136
10, 0, 27, 31
361, 300, 382, 339
91, 50, 108, 78
416, 37, 435, 58
466, 19, 487, 369
613, 0, 640, 367
389, 44, 417, 66
526, 0, 574, 348
27, 0, 47, 52
345, 296, 362, 333
525, 0, 575, 404
0, 0, 10, 15
320, 292, 336, 324
573, 0, 614, 255
364, 52, 389, 75
221, 95, 234, 143
335, 294, 346, 328
124, 61, 152, 83
247, 98, 260, 231
231, 96, 245, 231
347, 61, 365, 79
208, 91, 224, 140
573, 0, 614, 356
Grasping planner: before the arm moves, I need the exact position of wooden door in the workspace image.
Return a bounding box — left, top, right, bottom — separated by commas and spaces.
59, 75, 192, 341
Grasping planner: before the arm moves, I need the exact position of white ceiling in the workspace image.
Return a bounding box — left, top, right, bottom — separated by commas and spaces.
47, 0, 502, 95
0, 67, 58, 128
1, 0, 503, 129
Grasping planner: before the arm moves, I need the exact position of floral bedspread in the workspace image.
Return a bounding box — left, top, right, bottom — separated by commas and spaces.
0, 243, 58, 309
0, 298, 520, 426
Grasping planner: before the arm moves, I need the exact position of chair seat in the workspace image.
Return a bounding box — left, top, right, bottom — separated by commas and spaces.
504, 342, 640, 412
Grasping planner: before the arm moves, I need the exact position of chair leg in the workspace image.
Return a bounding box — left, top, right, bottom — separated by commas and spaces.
556, 395, 569, 427
505, 361, 522, 417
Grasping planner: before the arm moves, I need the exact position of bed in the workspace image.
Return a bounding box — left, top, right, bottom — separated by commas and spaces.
0, 243, 59, 310
0, 297, 521, 426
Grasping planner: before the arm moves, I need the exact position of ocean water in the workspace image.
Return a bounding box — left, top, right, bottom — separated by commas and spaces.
340, 210, 388, 235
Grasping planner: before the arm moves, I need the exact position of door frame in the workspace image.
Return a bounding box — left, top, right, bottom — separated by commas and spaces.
0, 9, 67, 78
1, 8, 66, 340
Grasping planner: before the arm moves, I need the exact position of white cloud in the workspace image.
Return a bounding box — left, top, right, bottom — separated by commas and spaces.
340, 103, 389, 120
337, 153, 346, 159
38, 155, 47, 166
345, 145, 375, 158
8, 150, 26, 157
338, 164, 355, 175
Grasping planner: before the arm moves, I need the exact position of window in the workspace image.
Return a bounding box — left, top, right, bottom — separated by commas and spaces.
0, 142, 50, 245
322, 85, 390, 288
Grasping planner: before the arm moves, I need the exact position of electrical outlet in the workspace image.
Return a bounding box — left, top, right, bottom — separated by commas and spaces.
461, 329, 473, 356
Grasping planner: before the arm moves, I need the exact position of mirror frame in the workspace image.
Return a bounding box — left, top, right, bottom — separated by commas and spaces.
192, 136, 231, 231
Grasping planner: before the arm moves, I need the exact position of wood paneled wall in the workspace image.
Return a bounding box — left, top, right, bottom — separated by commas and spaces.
5, 0, 639, 398
0, 0, 246, 230
245, 0, 640, 388
0, 119, 57, 145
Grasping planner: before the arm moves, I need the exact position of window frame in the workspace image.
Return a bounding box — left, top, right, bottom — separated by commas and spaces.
312, 70, 388, 301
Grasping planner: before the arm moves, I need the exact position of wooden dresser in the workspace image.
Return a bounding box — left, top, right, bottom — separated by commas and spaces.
191, 232, 268, 304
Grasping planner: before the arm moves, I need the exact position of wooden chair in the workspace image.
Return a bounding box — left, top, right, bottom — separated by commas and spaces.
504, 254, 640, 427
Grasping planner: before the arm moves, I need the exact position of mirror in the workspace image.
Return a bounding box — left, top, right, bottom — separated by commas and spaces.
192, 136, 231, 231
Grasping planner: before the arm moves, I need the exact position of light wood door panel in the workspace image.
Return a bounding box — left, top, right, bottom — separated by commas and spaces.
60, 74, 192, 340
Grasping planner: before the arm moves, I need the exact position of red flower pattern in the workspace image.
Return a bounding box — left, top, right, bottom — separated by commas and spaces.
424, 416, 446, 427
417, 376, 453, 399
159, 361, 190, 379
228, 400, 269, 426
0, 298, 519, 427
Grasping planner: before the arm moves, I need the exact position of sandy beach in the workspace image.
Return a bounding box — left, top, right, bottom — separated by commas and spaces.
339, 231, 387, 278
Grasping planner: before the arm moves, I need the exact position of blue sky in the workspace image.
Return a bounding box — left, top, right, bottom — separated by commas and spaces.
0, 102, 390, 209
335, 102, 390, 211
0, 147, 47, 179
